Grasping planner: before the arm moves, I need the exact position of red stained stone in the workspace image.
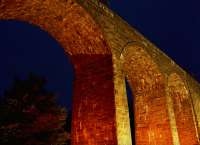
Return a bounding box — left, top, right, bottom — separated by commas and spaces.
71, 54, 117, 145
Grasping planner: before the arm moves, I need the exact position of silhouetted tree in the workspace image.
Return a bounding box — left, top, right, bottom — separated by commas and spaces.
100, 0, 110, 5
0, 73, 70, 145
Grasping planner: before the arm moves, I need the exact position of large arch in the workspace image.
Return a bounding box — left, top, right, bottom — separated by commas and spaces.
0, 0, 118, 144
0, 0, 110, 55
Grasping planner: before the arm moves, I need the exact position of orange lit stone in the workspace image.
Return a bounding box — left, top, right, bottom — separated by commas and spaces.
168, 73, 199, 145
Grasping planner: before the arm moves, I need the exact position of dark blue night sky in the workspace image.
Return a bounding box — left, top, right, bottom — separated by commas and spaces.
0, 21, 74, 109
110, 0, 200, 79
0, 0, 200, 110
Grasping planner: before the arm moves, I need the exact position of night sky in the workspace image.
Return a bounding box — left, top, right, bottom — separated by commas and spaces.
0, 0, 200, 110
110, 0, 200, 79
0, 22, 74, 109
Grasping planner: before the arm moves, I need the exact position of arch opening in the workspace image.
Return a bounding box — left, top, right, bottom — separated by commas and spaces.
0, 1, 118, 144
0, 0, 121, 145
0, 20, 74, 144
0, 20, 74, 109
0, 19, 117, 145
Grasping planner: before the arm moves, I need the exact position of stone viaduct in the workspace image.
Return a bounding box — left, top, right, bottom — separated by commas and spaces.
0, 0, 199, 144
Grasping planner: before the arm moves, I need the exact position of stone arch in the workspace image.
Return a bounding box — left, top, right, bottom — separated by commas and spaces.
121, 43, 173, 145
0, 0, 110, 55
167, 73, 199, 145
0, 0, 117, 145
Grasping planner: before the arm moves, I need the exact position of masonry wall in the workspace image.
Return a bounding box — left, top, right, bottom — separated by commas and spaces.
77, 0, 200, 144
122, 45, 173, 145
167, 73, 199, 145
71, 54, 117, 145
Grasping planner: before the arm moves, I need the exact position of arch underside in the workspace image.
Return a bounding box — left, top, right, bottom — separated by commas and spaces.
0, 0, 110, 55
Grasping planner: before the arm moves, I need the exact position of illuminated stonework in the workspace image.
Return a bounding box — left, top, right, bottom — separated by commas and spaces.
167, 73, 199, 145
122, 44, 173, 145
0, 0, 199, 144
113, 53, 132, 145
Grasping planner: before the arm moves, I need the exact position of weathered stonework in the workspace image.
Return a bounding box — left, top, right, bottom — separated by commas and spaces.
113, 53, 132, 145
167, 73, 199, 145
122, 44, 173, 145
0, 0, 110, 55
0, 0, 199, 144
71, 54, 117, 145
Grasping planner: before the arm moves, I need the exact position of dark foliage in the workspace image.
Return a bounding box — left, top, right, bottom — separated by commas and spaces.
0, 73, 70, 145
100, 0, 110, 5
